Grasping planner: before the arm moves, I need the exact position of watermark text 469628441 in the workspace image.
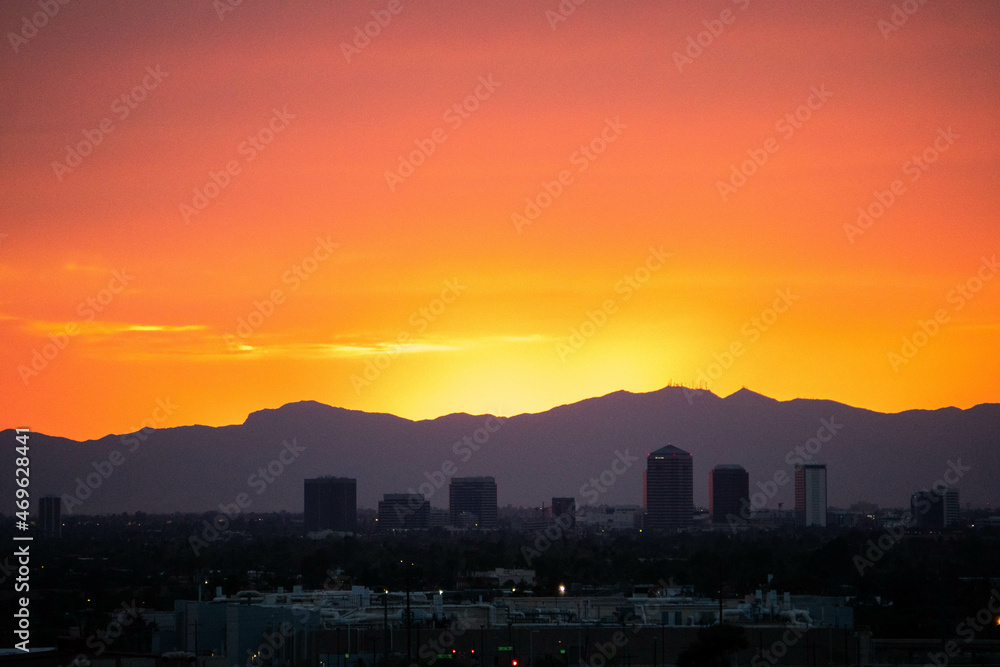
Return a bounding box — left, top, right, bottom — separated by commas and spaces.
13, 427, 33, 652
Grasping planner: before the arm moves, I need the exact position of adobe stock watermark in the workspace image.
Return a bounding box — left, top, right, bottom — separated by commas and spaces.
888, 254, 997, 372
51, 65, 168, 182
54, 599, 140, 664
384, 75, 500, 192
522, 449, 638, 565
727, 416, 843, 531
717, 84, 832, 202
580, 450, 639, 506
512, 117, 626, 233
340, 0, 409, 63
556, 246, 669, 362
245, 621, 301, 667
684, 288, 799, 404
877, 0, 932, 39
415, 616, 476, 666
579, 621, 641, 667
672, 0, 751, 73
7, 0, 73, 54
350, 278, 466, 393
222, 236, 339, 351
544, 0, 587, 30
853, 458, 970, 576
61, 398, 178, 514
844, 126, 958, 243
213, 0, 244, 21
17, 269, 134, 385
389, 416, 506, 528
179, 107, 295, 223
752, 625, 809, 667
520, 512, 575, 566
189, 438, 306, 555
924, 589, 1000, 667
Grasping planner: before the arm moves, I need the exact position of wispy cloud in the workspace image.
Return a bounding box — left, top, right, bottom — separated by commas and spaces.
220, 333, 554, 360
25, 320, 208, 337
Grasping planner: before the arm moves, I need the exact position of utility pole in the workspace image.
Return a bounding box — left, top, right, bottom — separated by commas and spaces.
660, 615, 665, 667
718, 561, 723, 625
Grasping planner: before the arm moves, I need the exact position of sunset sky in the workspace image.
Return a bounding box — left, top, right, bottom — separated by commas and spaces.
2, 0, 998, 441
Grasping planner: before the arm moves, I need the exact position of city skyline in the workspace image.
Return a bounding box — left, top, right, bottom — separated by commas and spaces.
4, 385, 995, 513
5, 2, 999, 662
36, 452, 975, 530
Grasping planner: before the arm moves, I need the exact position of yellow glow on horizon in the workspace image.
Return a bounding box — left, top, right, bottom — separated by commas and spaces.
1, 2, 997, 439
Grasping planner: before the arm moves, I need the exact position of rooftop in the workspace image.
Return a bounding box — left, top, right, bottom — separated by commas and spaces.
649, 444, 690, 457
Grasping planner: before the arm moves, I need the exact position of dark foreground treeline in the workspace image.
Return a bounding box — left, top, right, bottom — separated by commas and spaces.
0, 512, 997, 649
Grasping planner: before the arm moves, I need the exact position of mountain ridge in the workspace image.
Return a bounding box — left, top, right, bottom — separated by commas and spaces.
4, 387, 997, 514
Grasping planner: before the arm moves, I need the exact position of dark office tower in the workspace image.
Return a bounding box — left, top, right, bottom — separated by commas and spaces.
645, 445, 693, 530
449, 476, 497, 529
378, 493, 429, 531
304, 477, 356, 533
911, 490, 944, 528
794, 464, 827, 527
943, 489, 960, 527
551, 497, 576, 528
709, 464, 749, 524
911, 489, 959, 529
39, 495, 61, 538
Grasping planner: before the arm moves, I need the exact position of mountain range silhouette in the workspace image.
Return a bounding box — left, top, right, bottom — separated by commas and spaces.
5, 386, 997, 515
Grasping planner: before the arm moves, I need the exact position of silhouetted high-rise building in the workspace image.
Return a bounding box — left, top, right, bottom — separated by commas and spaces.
304, 477, 356, 533
794, 464, 827, 527
944, 489, 960, 527
39, 495, 61, 538
551, 496, 576, 528
378, 493, 429, 531
911, 490, 943, 528
911, 489, 960, 529
449, 476, 497, 529
645, 445, 693, 530
709, 464, 749, 524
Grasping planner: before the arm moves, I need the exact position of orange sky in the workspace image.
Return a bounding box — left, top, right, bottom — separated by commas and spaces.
2, 1, 998, 440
